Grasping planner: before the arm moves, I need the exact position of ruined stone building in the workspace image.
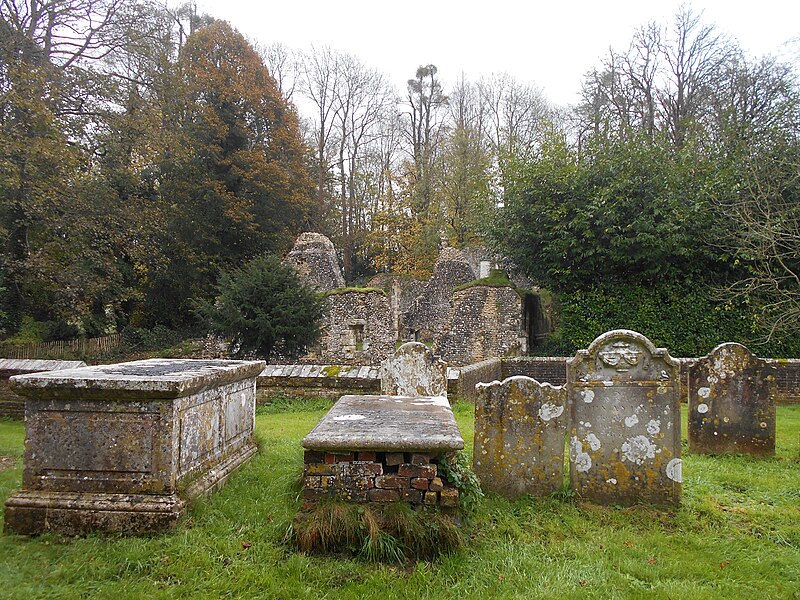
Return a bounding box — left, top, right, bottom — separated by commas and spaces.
284, 232, 552, 366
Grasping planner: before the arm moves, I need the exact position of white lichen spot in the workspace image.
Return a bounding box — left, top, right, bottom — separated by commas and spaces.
697, 403, 709, 414
760, 421, 768, 429
581, 389, 595, 403
666, 458, 683, 483
646, 419, 661, 436
698, 387, 711, 399
586, 433, 601, 451
584, 422, 592, 428
538, 402, 565, 421
602, 380, 614, 387
333, 414, 366, 421
723, 416, 730, 423
574, 452, 592, 472
621, 435, 657, 465
606, 478, 617, 485
625, 414, 639, 427
569, 436, 582, 460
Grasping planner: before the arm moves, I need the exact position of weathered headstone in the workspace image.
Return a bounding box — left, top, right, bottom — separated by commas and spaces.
688, 342, 776, 456
380, 342, 447, 397
474, 376, 567, 498
567, 330, 681, 506
4, 358, 264, 535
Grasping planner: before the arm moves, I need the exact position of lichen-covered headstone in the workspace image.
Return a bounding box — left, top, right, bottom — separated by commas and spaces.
567, 330, 681, 506
473, 376, 566, 498
380, 342, 447, 397
688, 342, 776, 456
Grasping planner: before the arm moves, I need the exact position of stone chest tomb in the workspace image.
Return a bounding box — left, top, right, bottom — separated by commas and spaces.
301, 394, 464, 509
4, 358, 264, 535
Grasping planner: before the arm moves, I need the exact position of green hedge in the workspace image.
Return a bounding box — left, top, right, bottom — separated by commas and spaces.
541, 284, 800, 359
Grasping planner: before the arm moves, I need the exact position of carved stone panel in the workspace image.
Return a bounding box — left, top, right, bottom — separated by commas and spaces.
473, 376, 567, 499
688, 343, 776, 456
567, 330, 681, 506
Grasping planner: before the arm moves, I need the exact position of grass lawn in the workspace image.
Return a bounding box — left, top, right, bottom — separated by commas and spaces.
0, 400, 798, 599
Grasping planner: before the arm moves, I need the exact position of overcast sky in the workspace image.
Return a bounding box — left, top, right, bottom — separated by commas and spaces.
196, 0, 799, 108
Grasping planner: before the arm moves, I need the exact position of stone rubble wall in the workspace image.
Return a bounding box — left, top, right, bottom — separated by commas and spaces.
366, 273, 426, 342
283, 232, 345, 292
312, 290, 394, 366
436, 285, 526, 366
404, 249, 476, 344
302, 450, 459, 510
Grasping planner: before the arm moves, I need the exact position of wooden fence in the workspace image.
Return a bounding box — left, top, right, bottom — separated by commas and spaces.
0, 334, 122, 360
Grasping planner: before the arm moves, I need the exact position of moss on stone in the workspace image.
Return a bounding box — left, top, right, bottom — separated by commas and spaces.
321, 365, 342, 377
323, 287, 387, 297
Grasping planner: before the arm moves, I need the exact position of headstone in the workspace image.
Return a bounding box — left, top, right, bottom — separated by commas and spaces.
4, 358, 264, 535
567, 330, 681, 506
380, 342, 447, 397
283, 232, 345, 292
474, 376, 567, 499
688, 342, 776, 456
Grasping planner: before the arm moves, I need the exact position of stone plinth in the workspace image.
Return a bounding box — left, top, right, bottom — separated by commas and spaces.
301, 394, 464, 509
474, 376, 567, 499
688, 343, 776, 456
0, 359, 86, 418
567, 330, 681, 506
4, 358, 264, 535
380, 342, 448, 397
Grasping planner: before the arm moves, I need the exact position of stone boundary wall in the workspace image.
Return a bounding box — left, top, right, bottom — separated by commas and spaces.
257, 364, 380, 402
500, 356, 800, 404
453, 359, 502, 402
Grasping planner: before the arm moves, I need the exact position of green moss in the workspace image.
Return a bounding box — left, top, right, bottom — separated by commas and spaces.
455, 269, 521, 294
321, 365, 342, 377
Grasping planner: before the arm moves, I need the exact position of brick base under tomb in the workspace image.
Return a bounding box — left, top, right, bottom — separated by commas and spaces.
301, 450, 459, 510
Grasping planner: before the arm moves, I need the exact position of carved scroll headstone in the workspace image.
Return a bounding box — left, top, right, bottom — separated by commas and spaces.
473, 376, 567, 499
688, 342, 776, 456
567, 330, 681, 506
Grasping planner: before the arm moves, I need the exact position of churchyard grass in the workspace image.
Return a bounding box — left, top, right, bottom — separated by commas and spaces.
0, 403, 798, 599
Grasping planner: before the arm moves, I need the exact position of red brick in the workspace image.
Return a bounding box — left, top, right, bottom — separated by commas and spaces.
334, 452, 354, 463
324, 453, 336, 464
410, 477, 430, 490
385, 452, 405, 466
401, 489, 424, 504
411, 453, 430, 465
375, 475, 409, 489
304, 450, 325, 464
439, 487, 460, 507
429, 476, 444, 492
368, 489, 400, 502
398, 464, 437, 479
358, 451, 377, 462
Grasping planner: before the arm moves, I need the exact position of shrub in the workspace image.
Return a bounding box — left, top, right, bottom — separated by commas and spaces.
195, 255, 324, 361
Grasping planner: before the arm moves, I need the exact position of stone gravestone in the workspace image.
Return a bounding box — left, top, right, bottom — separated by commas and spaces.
4, 359, 264, 535
380, 342, 447, 397
567, 330, 681, 506
474, 376, 567, 499
688, 342, 776, 456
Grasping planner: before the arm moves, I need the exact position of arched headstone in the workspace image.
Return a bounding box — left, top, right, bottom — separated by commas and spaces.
379, 342, 447, 397
473, 376, 567, 498
688, 342, 776, 456
567, 330, 681, 506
